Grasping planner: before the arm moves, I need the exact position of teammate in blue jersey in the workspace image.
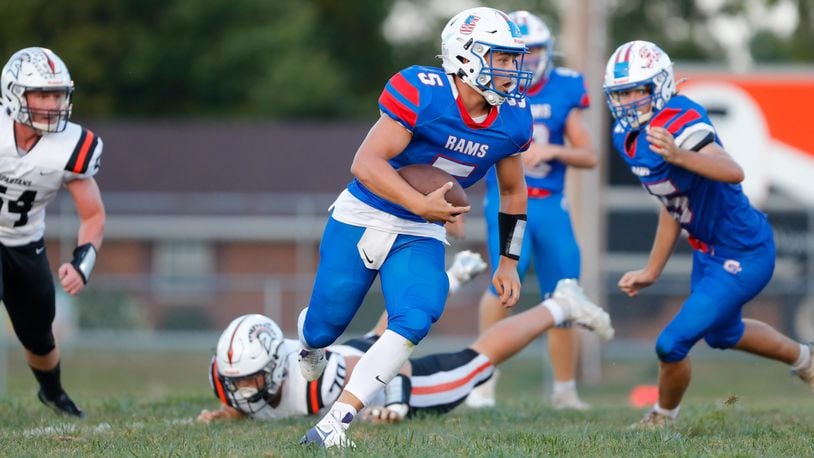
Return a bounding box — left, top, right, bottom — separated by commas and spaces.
296, 7, 534, 448
468, 11, 601, 411
604, 40, 814, 428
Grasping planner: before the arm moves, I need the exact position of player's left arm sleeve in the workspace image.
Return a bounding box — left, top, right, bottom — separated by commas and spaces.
573, 73, 591, 110
675, 123, 716, 152
651, 102, 717, 152
657, 102, 743, 182
378, 71, 421, 132
64, 130, 103, 179
510, 108, 534, 155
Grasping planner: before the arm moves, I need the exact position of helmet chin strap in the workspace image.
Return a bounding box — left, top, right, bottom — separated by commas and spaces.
471, 80, 505, 106
481, 89, 505, 106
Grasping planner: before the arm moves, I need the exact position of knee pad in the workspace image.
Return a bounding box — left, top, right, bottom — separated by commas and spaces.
20, 329, 56, 356
655, 331, 690, 363
388, 308, 434, 345
301, 304, 356, 349
302, 314, 343, 349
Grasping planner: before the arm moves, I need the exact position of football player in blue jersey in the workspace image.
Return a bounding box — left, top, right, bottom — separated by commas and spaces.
468, 11, 602, 411
604, 40, 814, 428
296, 7, 536, 448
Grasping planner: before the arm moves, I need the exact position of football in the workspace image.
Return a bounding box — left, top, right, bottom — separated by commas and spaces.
396, 164, 468, 207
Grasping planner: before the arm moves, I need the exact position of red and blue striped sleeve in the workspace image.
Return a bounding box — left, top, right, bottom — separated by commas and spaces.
378, 71, 420, 131
650, 106, 702, 135
573, 74, 590, 110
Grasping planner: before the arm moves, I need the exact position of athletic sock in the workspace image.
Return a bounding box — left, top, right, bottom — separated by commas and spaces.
791, 343, 812, 371
31, 363, 63, 399
542, 299, 566, 325
653, 403, 680, 419
297, 307, 319, 349
447, 271, 461, 295
553, 379, 577, 395
344, 330, 414, 406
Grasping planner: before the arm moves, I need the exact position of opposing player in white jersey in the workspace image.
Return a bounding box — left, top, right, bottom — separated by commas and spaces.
200, 251, 490, 422
198, 253, 613, 425
0, 47, 105, 418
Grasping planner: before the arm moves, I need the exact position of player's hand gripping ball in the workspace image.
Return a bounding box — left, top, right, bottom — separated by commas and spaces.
396, 164, 468, 207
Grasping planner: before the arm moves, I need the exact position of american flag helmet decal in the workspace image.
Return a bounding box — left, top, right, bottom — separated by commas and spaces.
459, 15, 480, 35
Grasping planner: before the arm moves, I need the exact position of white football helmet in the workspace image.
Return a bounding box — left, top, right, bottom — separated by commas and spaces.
1, 47, 74, 133
509, 11, 554, 87
440, 7, 532, 106
603, 40, 675, 130
215, 314, 287, 414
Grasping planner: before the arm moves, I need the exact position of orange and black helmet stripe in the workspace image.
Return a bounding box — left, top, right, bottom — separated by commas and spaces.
210, 360, 230, 407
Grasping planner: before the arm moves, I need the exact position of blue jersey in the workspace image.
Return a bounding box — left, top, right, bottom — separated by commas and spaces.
485, 67, 589, 194
347, 65, 533, 222
611, 95, 772, 253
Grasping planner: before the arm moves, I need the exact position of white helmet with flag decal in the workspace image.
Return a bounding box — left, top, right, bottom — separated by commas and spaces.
603, 40, 675, 129
1, 47, 74, 133
215, 314, 287, 413
440, 7, 532, 106
509, 11, 554, 87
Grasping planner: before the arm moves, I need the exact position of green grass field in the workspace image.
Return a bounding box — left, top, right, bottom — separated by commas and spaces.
1, 345, 813, 456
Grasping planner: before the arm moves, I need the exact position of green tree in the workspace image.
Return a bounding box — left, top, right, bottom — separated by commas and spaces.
751, 0, 814, 62
0, 0, 393, 118
609, 0, 722, 61
0, 0, 807, 119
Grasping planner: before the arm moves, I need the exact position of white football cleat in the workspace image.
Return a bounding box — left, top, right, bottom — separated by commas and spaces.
298, 347, 327, 381
448, 250, 488, 284
465, 390, 496, 408
553, 279, 615, 340
465, 369, 498, 408
630, 409, 673, 429
551, 389, 590, 411
299, 408, 355, 448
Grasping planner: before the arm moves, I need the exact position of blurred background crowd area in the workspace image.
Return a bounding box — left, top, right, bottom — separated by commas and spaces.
1, 0, 813, 377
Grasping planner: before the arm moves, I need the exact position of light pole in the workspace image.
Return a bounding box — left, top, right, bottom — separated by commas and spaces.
561, 0, 609, 384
